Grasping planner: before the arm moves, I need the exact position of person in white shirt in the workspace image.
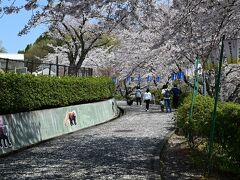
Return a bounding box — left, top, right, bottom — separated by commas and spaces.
143, 88, 152, 111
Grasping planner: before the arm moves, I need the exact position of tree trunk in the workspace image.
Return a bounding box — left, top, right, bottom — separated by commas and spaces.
67, 52, 78, 76
68, 64, 77, 76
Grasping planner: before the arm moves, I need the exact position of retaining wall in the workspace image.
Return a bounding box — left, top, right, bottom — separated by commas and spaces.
0, 98, 118, 156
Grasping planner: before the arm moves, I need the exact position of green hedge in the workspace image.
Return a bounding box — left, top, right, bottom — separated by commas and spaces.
175, 94, 240, 172
151, 89, 162, 104
176, 95, 214, 139
0, 73, 114, 115
217, 102, 240, 172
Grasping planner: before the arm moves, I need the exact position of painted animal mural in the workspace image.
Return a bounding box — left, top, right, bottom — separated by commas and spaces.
64, 111, 77, 126
0, 116, 12, 149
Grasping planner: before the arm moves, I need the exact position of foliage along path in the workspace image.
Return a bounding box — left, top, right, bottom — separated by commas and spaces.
0, 101, 175, 179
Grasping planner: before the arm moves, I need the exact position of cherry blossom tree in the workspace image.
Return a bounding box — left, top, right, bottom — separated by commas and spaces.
1, 0, 158, 74
2, 0, 240, 101
84, 22, 174, 98
145, 0, 240, 101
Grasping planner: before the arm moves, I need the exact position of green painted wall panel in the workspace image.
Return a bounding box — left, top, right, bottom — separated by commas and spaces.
0, 99, 118, 155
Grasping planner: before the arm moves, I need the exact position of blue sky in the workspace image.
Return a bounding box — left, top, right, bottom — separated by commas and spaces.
0, 0, 170, 53
0, 11, 47, 53
0, 5, 47, 53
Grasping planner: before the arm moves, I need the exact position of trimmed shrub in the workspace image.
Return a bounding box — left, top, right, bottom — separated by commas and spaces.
0, 73, 114, 115
151, 89, 162, 105
175, 94, 214, 139
175, 94, 240, 172
216, 102, 240, 168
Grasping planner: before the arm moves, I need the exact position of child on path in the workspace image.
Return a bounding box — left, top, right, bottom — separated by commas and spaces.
160, 98, 165, 112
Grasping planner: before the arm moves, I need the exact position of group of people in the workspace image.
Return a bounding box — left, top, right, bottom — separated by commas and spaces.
135, 87, 152, 111
134, 84, 181, 112
160, 84, 181, 112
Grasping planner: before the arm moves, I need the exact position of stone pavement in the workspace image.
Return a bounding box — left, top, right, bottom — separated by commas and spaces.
0, 101, 175, 179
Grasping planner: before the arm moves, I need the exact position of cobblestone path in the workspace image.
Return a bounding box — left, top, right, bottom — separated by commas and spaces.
0, 102, 175, 180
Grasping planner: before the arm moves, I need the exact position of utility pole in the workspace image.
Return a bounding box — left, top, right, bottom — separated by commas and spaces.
207, 35, 225, 174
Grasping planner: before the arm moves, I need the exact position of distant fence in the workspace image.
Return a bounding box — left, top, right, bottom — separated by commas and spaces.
0, 58, 93, 77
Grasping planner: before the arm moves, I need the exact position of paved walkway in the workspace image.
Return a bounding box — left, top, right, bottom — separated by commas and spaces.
0, 101, 175, 179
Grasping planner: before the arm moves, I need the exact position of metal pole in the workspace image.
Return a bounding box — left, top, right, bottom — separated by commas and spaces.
31, 60, 34, 74
5, 59, 9, 72
64, 65, 66, 76
203, 71, 207, 96
90, 68, 93, 76
207, 35, 225, 173
56, 56, 59, 77
49, 64, 52, 76
188, 55, 199, 143
82, 67, 85, 77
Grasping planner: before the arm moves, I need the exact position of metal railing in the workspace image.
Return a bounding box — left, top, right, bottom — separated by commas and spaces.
0, 58, 93, 77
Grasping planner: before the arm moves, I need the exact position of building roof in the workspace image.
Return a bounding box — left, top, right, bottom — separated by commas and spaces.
0, 53, 24, 61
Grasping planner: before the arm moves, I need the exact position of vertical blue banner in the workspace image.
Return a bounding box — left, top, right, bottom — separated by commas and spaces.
177, 72, 185, 80
147, 75, 152, 82
126, 76, 131, 82
171, 73, 177, 81
156, 75, 161, 83
138, 74, 141, 82
112, 77, 118, 84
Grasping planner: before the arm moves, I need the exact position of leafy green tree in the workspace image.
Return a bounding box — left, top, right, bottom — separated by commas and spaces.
25, 34, 56, 59
23, 33, 59, 71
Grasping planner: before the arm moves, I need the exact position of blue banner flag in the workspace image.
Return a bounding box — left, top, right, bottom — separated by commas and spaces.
131, 77, 134, 81
177, 72, 184, 80
138, 74, 141, 81
156, 76, 161, 82
171, 73, 177, 81
112, 77, 118, 84
147, 75, 152, 82
112, 77, 117, 84
126, 76, 131, 82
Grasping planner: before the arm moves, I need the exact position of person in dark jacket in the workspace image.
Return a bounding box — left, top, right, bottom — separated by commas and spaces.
171, 84, 181, 109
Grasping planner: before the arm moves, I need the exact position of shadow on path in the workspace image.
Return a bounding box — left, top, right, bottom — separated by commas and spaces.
0, 102, 175, 179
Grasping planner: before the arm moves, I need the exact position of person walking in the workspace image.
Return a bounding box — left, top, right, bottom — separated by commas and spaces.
135, 86, 142, 105
143, 88, 152, 111
161, 85, 171, 113
171, 84, 181, 109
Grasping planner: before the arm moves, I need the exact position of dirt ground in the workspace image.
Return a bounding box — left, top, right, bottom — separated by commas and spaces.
160, 133, 239, 180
